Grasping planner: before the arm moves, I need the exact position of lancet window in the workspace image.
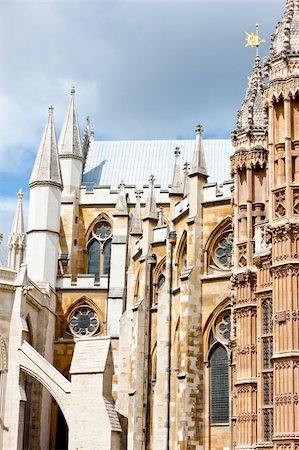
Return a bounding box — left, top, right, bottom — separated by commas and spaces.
87, 219, 112, 281
261, 298, 273, 443
208, 306, 231, 425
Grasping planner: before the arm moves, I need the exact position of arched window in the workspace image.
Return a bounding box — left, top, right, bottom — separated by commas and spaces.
210, 344, 229, 424
204, 218, 233, 274
87, 219, 112, 281
88, 240, 100, 281
208, 306, 231, 425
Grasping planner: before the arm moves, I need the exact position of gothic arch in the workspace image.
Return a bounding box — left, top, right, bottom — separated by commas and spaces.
204, 216, 232, 273
65, 296, 104, 337
203, 297, 231, 361
85, 212, 113, 240
175, 230, 187, 282
19, 342, 71, 425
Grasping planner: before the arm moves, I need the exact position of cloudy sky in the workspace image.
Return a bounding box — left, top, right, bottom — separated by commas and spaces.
0, 0, 285, 248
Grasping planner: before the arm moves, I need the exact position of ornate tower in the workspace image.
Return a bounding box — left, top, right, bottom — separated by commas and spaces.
231, 53, 268, 448
27, 106, 63, 287
7, 190, 26, 271
263, 1, 299, 447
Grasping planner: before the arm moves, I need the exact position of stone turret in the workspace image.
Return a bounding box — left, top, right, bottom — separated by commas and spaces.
270, 0, 299, 58
232, 56, 267, 150
8, 190, 26, 271
58, 84, 84, 194
27, 106, 63, 287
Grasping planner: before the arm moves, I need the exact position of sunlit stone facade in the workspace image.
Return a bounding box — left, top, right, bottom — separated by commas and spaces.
0, 1, 299, 449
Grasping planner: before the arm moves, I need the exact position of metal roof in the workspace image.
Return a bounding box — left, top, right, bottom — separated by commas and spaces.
83, 139, 233, 189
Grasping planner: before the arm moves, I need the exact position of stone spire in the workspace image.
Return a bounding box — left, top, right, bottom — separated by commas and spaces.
234, 56, 266, 136
29, 106, 63, 188
143, 175, 157, 221
183, 162, 190, 197
131, 191, 143, 235
114, 181, 128, 216
58, 84, 83, 160
270, 0, 299, 57
190, 124, 207, 177
8, 190, 26, 270
170, 147, 183, 194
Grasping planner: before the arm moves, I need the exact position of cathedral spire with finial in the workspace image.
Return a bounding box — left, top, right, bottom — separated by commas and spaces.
114, 181, 128, 216
8, 190, 26, 271
58, 84, 83, 160
143, 175, 157, 221
234, 55, 266, 137
29, 106, 63, 188
131, 190, 143, 235
190, 124, 207, 177
170, 147, 183, 195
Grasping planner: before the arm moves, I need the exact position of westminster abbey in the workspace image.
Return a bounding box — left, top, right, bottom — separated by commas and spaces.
0, 1, 299, 449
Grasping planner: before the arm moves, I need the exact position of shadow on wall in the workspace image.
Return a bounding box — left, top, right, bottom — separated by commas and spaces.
83, 160, 107, 187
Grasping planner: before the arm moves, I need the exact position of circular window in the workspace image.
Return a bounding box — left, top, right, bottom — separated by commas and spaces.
213, 231, 233, 269
93, 221, 111, 241
68, 305, 100, 337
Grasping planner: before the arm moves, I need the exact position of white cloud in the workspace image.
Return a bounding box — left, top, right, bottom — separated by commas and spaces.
0, 0, 285, 182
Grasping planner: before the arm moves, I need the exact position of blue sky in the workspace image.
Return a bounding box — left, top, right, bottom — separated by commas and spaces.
0, 0, 285, 246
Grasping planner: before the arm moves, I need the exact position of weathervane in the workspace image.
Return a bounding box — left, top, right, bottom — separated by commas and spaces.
245, 23, 265, 56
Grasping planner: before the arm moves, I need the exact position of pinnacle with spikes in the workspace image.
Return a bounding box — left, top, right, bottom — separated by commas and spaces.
131, 190, 143, 235
190, 124, 207, 177
114, 181, 129, 216
233, 55, 266, 136
8, 190, 26, 270
157, 206, 165, 227
183, 162, 190, 197
58, 84, 83, 160
271, 0, 299, 57
29, 107, 63, 188
143, 175, 157, 221
170, 147, 183, 195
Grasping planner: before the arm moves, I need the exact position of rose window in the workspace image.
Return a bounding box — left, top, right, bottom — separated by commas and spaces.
94, 222, 111, 240
213, 232, 233, 269
69, 305, 100, 337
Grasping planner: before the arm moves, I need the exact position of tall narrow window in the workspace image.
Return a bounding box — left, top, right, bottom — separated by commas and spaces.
88, 239, 100, 281
210, 344, 229, 424
103, 240, 111, 275
87, 219, 112, 280
208, 306, 231, 426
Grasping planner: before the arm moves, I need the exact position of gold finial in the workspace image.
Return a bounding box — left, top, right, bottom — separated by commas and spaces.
245, 23, 265, 56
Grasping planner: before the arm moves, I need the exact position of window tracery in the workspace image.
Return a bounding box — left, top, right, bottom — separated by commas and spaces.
208, 305, 231, 425
204, 218, 233, 274
213, 231, 233, 269
87, 219, 112, 281
68, 304, 100, 338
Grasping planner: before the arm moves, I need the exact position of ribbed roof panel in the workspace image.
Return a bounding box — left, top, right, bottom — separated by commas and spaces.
83, 139, 233, 189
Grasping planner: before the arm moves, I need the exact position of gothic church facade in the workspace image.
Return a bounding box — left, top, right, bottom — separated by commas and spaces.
0, 1, 299, 449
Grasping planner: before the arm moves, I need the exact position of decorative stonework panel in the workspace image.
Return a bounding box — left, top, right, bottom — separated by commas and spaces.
274, 189, 286, 219
293, 189, 299, 215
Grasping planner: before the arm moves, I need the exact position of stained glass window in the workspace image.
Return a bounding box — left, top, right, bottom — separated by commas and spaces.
103, 240, 111, 275
88, 239, 100, 281
210, 344, 229, 424
263, 300, 273, 334
214, 232, 233, 269
69, 305, 100, 337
